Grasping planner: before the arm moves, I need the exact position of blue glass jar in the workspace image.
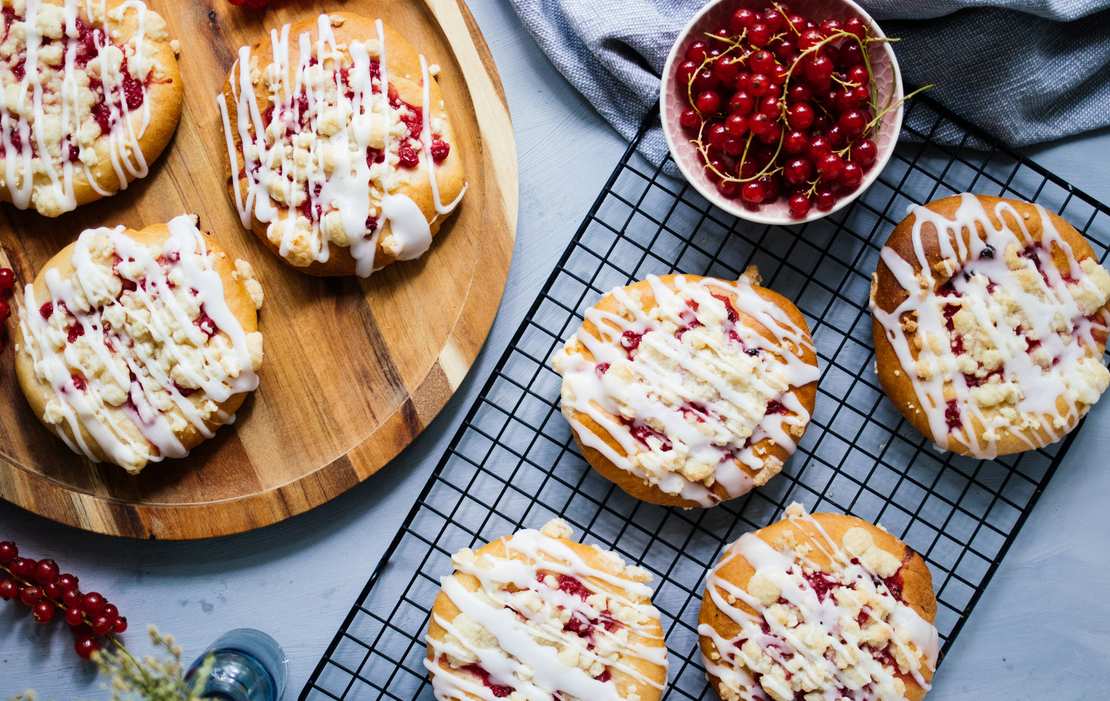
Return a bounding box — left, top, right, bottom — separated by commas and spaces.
185, 629, 288, 701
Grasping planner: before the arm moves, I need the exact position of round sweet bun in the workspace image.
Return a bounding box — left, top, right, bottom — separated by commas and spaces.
219, 12, 466, 277
424, 520, 668, 700
699, 508, 938, 701
0, 0, 183, 216
871, 193, 1110, 458
554, 272, 819, 509
14, 217, 264, 474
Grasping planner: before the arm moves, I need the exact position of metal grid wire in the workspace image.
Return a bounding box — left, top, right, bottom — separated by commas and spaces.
303, 96, 1110, 700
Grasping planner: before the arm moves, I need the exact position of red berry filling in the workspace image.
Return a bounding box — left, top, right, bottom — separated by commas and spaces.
460, 664, 513, 698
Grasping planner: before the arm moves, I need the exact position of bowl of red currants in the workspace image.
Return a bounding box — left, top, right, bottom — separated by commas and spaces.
661, 0, 902, 224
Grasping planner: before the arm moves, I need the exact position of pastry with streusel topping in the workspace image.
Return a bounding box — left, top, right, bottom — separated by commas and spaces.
553, 271, 819, 508
871, 193, 1110, 458
13, 215, 264, 474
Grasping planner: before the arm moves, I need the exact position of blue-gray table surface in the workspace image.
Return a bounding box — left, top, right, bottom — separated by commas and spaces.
2, 2, 1109, 697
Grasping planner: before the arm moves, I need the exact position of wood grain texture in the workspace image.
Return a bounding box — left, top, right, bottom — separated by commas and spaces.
0, 0, 517, 540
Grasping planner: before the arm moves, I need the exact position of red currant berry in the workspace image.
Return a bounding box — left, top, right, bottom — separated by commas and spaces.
798, 29, 824, 51
713, 55, 741, 84
748, 22, 772, 47
19, 585, 43, 606
112, 616, 128, 634
788, 84, 813, 103
803, 54, 834, 88
9, 557, 34, 578
838, 109, 868, 137
74, 634, 99, 660
677, 59, 699, 85
32, 601, 55, 624
65, 606, 85, 627
758, 95, 781, 118
840, 161, 864, 190
755, 122, 781, 144
838, 42, 864, 67
691, 67, 716, 92
816, 152, 845, 181
707, 123, 729, 150
91, 614, 113, 636
816, 189, 837, 211
695, 90, 722, 114
725, 112, 748, 137
847, 65, 870, 86
807, 135, 832, 159
0, 578, 16, 600
851, 138, 878, 167
81, 591, 106, 616
679, 108, 700, 131
716, 179, 740, 199
0, 541, 16, 564
730, 8, 757, 34
786, 102, 815, 130
0, 300, 10, 323
819, 18, 843, 36
826, 125, 846, 147
44, 581, 63, 601
761, 8, 784, 33
845, 17, 868, 39
741, 180, 767, 205
685, 40, 710, 63
747, 112, 773, 139
774, 37, 797, 62
783, 130, 808, 155
783, 158, 812, 186
759, 175, 781, 203
748, 72, 772, 97
788, 193, 812, 218
723, 136, 746, 156
749, 50, 776, 75
0, 268, 13, 294
33, 559, 60, 585
728, 90, 754, 116
102, 603, 119, 620
62, 588, 82, 608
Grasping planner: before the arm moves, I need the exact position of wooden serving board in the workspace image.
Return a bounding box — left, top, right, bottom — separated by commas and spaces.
0, 0, 517, 539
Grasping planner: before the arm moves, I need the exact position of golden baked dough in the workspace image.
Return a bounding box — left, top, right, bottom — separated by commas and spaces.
218, 12, 466, 277
424, 519, 668, 701
0, 0, 183, 216
870, 193, 1110, 458
553, 271, 819, 508
699, 506, 939, 701
13, 216, 264, 474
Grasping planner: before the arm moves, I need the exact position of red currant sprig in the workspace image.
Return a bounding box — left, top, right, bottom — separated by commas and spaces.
0, 266, 14, 351
0, 540, 127, 659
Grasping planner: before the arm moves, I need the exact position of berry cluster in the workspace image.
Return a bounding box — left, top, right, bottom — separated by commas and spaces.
676, 3, 896, 218
0, 540, 127, 659
0, 266, 13, 351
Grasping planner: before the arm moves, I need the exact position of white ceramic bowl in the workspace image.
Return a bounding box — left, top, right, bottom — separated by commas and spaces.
660, 0, 903, 225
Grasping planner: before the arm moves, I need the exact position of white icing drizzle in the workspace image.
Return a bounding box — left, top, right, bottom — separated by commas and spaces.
871, 194, 1110, 457
699, 504, 940, 701
426, 521, 668, 701
0, 0, 159, 216
15, 215, 263, 473
216, 13, 464, 277
552, 274, 819, 507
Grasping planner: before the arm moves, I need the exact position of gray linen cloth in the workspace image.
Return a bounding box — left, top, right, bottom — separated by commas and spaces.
510, 0, 1110, 163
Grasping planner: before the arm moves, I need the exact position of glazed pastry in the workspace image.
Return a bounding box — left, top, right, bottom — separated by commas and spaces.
424, 519, 668, 701
217, 12, 466, 277
0, 0, 183, 216
699, 504, 939, 701
552, 271, 819, 508
13, 215, 264, 474
870, 193, 1110, 458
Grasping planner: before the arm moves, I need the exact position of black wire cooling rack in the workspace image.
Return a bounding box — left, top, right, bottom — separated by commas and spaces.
302, 96, 1110, 700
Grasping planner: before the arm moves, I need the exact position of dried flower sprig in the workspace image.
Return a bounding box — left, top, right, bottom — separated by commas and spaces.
93, 626, 213, 701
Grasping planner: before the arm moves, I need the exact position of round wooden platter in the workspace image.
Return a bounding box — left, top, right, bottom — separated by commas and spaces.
0, 0, 517, 539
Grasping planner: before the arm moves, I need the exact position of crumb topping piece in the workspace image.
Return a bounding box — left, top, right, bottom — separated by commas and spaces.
553, 272, 818, 506
871, 194, 1110, 457
16, 214, 264, 473
700, 504, 939, 701
426, 520, 667, 700
217, 13, 465, 277
0, 0, 170, 215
